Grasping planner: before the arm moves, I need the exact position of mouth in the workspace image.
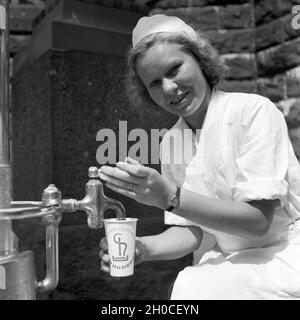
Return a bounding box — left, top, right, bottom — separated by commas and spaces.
169, 91, 190, 105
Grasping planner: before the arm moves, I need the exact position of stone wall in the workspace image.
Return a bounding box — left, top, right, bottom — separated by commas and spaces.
148, 0, 300, 157
254, 0, 300, 158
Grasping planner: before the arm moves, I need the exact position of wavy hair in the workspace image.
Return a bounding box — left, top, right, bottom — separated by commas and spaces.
126, 27, 227, 111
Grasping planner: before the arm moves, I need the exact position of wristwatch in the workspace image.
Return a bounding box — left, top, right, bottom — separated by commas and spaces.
166, 186, 181, 212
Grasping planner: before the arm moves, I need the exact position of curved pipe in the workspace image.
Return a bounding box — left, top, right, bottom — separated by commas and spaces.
37, 211, 62, 294
103, 197, 126, 220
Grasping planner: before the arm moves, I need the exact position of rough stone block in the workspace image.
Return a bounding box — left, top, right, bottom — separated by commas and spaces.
284, 100, 300, 129
257, 75, 286, 102
281, 14, 300, 42
190, 0, 250, 6
257, 38, 300, 76
255, 0, 300, 26
286, 66, 300, 98
217, 79, 257, 93
207, 29, 255, 54
221, 53, 256, 79
160, 7, 219, 30
151, 0, 251, 9
255, 20, 285, 51
289, 126, 300, 159
219, 4, 254, 29
149, 0, 191, 8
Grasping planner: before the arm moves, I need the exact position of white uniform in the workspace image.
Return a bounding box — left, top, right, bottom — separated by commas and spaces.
162, 89, 300, 299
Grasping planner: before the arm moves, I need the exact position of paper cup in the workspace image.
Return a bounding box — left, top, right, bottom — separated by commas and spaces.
104, 218, 138, 277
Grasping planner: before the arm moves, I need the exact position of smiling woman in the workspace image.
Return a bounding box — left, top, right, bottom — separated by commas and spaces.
127, 21, 226, 123
135, 42, 209, 122
98, 14, 300, 300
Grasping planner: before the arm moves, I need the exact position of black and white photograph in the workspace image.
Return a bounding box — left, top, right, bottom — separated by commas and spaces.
1, 0, 300, 306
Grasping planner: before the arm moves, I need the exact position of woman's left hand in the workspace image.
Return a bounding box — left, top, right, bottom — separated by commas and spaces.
99, 157, 176, 210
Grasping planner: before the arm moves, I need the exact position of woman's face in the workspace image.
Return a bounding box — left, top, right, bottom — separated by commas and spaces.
136, 42, 208, 117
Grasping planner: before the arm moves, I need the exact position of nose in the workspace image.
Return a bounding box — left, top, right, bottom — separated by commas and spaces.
162, 78, 177, 94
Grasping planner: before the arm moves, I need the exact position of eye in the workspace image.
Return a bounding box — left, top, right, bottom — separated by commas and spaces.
149, 79, 160, 88
167, 63, 181, 76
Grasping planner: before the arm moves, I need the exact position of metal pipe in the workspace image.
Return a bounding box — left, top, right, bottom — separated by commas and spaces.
0, 0, 17, 257
0, 0, 10, 165
37, 211, 62, 293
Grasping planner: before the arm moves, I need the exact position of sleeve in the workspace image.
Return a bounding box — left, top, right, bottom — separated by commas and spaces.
231, 98, 289, 206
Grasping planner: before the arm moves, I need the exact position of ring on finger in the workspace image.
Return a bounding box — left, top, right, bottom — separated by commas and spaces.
129, 183, 134, 191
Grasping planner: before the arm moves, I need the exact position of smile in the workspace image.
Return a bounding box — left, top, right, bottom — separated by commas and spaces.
170, 91, 190, 105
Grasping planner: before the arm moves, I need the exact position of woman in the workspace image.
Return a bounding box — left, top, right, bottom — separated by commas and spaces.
99, 14, 300, 299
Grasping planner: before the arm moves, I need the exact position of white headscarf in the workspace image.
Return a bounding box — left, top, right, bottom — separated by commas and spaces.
132, 14, 198, 48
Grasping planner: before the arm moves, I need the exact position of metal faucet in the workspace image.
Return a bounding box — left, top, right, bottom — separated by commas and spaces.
43, 166, 126, 229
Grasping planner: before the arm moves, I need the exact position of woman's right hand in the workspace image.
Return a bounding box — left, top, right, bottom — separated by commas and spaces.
99, 237, 147, 274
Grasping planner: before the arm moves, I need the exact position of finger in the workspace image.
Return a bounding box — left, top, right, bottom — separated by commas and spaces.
99, 249, 107, 260
101, 260, 110, 274
99, 237, 108, 250
100, 252, 110, 264
105, 182, 137, 199
116, 161, 150, 178
125, 157, 142, 166
100, 172, 141, 192
100, 166, 143, 185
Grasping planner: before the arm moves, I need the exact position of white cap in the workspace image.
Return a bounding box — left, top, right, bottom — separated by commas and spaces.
0, 5, 6, 30
132, 14, 198, 48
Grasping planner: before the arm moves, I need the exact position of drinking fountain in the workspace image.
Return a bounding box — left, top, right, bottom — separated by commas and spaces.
0, 0, 125, 299
0, 166, 125, 300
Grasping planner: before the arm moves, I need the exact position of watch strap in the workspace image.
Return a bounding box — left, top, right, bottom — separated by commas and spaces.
166, 186, 181, 212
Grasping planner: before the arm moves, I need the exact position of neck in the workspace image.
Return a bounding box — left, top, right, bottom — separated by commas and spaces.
184, 85, 212, 132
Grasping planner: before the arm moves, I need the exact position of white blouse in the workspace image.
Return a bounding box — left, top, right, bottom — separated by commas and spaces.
161, 89, 300, 254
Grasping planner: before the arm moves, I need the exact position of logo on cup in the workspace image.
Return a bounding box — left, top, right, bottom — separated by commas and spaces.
112, 233, 128, 262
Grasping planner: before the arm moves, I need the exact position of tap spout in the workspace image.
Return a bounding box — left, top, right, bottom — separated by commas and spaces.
103, 197, 126, 220
37, 210, 62, 294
